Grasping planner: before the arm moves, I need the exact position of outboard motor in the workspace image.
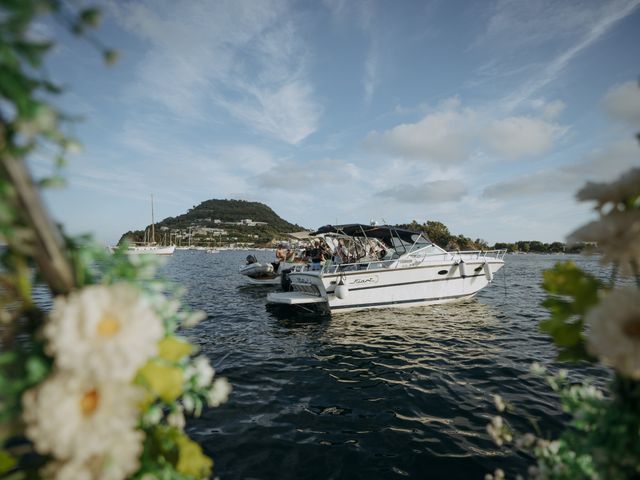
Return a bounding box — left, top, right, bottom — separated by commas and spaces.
280, 268, 293, 292
246, 255, 258, 265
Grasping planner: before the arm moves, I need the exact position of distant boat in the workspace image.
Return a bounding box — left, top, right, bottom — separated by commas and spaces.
126, 244, 175, 255
126, 194, 175, 256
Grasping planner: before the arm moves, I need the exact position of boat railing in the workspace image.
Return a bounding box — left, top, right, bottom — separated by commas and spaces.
289, 249, 507, 275
452, 249, 508, 262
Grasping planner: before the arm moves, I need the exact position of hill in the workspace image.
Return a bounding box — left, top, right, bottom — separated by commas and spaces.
118, 199, 304, 247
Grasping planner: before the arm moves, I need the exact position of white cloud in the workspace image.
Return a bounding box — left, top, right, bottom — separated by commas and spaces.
377, 180, 468, 203
364, 99, 477, 164
530, 99, 566, 120
479, 0, 640, 111
602, 81, 640, 127
485, 116, 567, 159
364, 97, 566, 164
323, 0, 378, 105
255, 158, 360, 190
483, 137, 640, 199
110, 0, 320, 144
363, 43, 378, 106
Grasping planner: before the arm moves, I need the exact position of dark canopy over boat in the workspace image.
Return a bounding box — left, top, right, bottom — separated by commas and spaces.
312, 224, 431, 248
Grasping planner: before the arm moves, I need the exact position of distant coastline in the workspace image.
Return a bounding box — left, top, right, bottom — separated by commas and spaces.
116, 199, 590, 252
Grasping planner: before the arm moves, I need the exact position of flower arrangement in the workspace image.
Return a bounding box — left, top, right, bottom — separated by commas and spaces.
0, 2, 229, 479
486, 164, 640, 479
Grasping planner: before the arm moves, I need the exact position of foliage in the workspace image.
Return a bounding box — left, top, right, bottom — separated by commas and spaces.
493, 241, 587, 254
119, 198, 304, 247
486, 154, 640, 478
396, 220, 489, 250
539, 262, 601, 361
0, 2, 229, 479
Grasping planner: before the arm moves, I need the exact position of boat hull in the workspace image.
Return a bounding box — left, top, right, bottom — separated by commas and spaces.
126, 245, 175, 255
239, 262, 276, 279
267, 260, 504, 313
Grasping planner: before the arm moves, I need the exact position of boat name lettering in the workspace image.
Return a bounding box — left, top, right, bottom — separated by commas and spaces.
350, 276, 379, 285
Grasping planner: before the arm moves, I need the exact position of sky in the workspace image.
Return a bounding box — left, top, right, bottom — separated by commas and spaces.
34, 0, 640, 245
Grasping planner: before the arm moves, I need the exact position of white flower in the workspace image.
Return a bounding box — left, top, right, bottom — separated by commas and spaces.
142, 405, 163, 426
586, 287, 640, 379
530, 362, 546, 375
567, 210, 640, 274
183, 309, 207, 328
515, 432, 537, 449
44, 283, 163, 381
185, 356, 215, 389
41, 437, 142, 480
486, 415, 506, 446
167, 406, 185, 430
577, 167, 640, 207
182, 394, 196, 415
22, 371, 143, 471
206, 377, 232, 407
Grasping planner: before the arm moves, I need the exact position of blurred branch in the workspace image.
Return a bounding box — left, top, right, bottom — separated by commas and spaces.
0, 155, 74, 295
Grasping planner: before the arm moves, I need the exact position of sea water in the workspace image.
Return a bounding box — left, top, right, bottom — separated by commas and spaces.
165, 251, 614, 479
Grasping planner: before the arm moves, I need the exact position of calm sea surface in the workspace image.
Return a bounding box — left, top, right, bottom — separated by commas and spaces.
163, 251, 613, 480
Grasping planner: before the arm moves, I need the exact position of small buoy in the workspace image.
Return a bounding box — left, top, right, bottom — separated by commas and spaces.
483, 262, 493, 281
458, 260, 467, 278
335, 283, 349, 299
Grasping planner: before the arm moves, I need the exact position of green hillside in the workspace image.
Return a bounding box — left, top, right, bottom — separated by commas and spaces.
118, 199, 304, 247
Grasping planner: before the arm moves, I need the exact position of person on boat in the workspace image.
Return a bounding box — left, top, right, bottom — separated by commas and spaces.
275, 244, 287, 262
273, 244, 287, 272
307, 240, 325, 270
333, 239, 348, 264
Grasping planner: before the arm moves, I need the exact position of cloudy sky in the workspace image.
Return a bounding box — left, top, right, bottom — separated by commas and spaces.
38, 0, 640, 244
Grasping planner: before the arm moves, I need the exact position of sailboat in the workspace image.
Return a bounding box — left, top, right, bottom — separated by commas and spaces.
126, 195, 176, 256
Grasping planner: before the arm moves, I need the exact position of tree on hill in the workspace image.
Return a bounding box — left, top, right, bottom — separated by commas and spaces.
118, 199, 304, 246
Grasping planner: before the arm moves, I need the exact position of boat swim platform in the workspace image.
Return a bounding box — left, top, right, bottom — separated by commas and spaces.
266, 292, 327, 305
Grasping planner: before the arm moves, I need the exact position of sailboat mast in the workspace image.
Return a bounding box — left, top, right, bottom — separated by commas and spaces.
151, 194, 155, 244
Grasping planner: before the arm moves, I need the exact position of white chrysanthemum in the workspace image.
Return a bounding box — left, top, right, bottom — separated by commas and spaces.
41, 434, 142, 480
22, 371, 143, 467
206, 377, 232, 407
185, 356, 215, 389
586, 288, 640, 379
577, 167, 640, 207
567, 210, 640, 274
44, 283, 163, 381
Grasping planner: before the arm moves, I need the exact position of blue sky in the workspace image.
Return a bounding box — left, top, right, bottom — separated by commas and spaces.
36, 0, 640, 245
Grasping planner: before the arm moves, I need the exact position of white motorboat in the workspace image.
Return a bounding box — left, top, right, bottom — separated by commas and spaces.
267, 224, 506, 313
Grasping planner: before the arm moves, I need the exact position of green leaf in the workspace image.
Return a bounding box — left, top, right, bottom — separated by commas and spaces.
37, 175, 66, 189
541, 297, 573, 320
25, 355, 49, 384
540, 262, 603, 361
79, 8, 101, 28
103, 49, 119, 65
0, 352, 18, 366
0, 451, 17, 475
542, 262, 601, 314
13, 40, 53, 67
